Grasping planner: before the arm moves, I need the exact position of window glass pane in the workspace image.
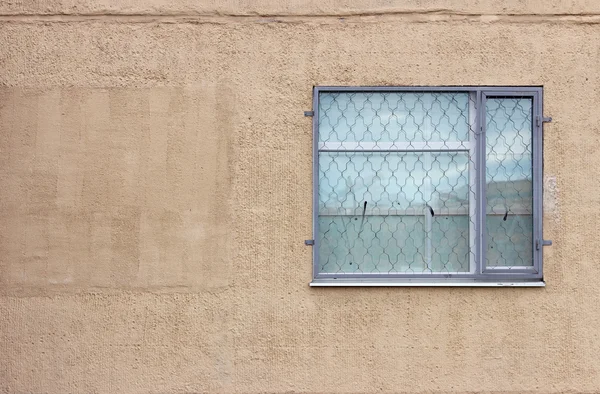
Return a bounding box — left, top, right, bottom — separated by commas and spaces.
318, 92, 470, 144
318, 216, 426, 273
431, 215, 470, 272
485, 97, 533, 267
318, 152, 470, 273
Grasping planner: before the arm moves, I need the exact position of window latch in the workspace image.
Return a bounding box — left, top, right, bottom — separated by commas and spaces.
305, 239, 315, 246
304, 111, 314, 117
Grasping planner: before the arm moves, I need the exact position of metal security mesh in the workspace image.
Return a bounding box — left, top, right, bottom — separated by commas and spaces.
485, 98, 533, 268
317, 92, 476, 274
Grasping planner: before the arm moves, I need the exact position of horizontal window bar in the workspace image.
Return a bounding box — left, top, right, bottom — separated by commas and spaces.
315, 86, 543, 93
318, 208, 532, 216
483, 267, 539, 274
484, 92, 539, 98
315, 271, 542, 279
319, 142, 468, 152
317, 273, 476, 278
484, 266, 535, 270
318, 208, 468, 216
310, 280, 545, 287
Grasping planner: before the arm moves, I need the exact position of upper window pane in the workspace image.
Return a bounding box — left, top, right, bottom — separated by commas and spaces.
318, 92, 470, 144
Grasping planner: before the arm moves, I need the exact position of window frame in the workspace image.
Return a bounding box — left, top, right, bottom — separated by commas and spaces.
310, 86, 548, 286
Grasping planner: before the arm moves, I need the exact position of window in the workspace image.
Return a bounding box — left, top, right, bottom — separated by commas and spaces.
309, 87, 551, 286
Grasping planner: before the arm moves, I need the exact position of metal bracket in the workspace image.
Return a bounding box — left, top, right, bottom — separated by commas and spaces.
536, 116, 552, 127
305, 239, 314, 246
304, 111, 314, 117
536, 240, 553, 250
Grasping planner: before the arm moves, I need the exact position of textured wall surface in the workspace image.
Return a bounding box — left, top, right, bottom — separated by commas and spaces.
1, 1, 599, 393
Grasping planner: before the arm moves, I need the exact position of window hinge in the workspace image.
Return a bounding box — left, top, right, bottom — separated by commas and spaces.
305, 239, 315, 246
304, 111, 314, 117
536, 239, 553, 250
536, 115, 552, 127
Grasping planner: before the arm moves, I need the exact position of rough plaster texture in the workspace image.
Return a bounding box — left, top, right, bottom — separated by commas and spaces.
2, 0, 600, 16
1, 1, 599, 393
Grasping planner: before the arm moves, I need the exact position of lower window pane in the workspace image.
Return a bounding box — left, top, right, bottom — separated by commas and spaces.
318, 151, 470, 274
318, 215, 426, 273
431, 215, 470, 272
486, 215, 533, 267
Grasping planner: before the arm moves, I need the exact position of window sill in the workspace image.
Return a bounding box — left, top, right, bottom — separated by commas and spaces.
309, 279, 545, 287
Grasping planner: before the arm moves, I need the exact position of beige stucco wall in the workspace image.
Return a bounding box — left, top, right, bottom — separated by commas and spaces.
1, 1, 600, 392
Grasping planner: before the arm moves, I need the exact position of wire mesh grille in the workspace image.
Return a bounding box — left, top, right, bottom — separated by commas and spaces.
314, 89, 539, 277
317, 92, 475, 274
485, 97, 533, 268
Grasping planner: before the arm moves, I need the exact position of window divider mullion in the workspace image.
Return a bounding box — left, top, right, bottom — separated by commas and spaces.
468, 91, 478, 275
477, 91, 487, 275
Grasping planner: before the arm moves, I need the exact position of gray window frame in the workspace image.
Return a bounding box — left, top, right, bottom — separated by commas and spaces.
310, 86, 550, 287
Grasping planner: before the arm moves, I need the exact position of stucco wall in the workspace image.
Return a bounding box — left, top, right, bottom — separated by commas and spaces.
1, 1, 599, 393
